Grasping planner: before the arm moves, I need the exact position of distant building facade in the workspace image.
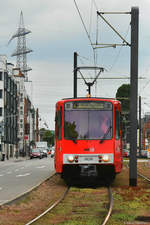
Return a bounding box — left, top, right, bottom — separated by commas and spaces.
0, 55, 38, 161
0, 55, 18, 159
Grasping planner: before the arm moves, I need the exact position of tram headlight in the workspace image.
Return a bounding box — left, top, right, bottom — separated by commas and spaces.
102, 154, 110, 162
67, 155, 74, 162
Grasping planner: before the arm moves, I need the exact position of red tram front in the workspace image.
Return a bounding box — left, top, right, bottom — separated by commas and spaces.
54, 98, 122, 183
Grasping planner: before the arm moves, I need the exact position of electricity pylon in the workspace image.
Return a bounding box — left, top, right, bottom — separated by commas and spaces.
8, 11, 33, 81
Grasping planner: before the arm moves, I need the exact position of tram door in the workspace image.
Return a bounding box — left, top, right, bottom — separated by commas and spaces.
55, 105, 62, 172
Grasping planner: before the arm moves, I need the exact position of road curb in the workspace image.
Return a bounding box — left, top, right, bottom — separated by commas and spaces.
0, 171, 56, 206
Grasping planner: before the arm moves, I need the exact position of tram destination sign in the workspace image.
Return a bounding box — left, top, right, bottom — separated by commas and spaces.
65, 101, 112, 110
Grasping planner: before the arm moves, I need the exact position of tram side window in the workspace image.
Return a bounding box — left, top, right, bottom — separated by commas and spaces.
57, 107, 62, 140
115, 109, 120, 140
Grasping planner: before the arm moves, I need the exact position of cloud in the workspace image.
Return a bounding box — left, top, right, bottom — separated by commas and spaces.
0, 0, 150, 128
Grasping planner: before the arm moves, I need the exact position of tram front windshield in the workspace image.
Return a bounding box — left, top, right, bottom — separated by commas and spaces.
64, 101, 113, 140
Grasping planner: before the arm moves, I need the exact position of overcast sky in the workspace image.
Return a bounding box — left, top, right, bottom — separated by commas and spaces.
0, 0, 150, 129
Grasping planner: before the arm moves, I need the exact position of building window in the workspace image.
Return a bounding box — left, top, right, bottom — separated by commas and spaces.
0, 72, 2, 81
0, 108, 2, 116
0, 90, 2, 98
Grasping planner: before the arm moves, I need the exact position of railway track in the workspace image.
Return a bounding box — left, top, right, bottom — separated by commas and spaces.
23, 162, 150, 225
137, 160, 150, 183
25, 185, 113, 225
25, 186, 70, 225
126, 162, 150, 183
137, 171, 150, 183
102, 186, 113, 225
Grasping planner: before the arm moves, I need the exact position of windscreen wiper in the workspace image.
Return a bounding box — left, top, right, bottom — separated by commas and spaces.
100, 125, 112, 144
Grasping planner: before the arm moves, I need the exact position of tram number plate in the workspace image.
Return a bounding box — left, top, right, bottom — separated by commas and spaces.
84, 157, 93, 161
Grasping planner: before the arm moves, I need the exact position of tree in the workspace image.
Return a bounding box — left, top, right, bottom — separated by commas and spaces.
116, 84, 130, 145
39, 129, 55, 146
115, 84, 130, 112
43, 130, 54, 146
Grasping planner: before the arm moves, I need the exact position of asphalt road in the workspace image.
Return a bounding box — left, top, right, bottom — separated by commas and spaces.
0, 156, 55, 205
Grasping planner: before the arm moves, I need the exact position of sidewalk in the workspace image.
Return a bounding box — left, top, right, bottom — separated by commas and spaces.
0, 156, 29, 164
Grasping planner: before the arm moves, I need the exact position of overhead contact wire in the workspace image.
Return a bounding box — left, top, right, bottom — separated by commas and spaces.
74, 0, 96, 67
74, 0, 93, 48
89, 0, 93, 36
108, 23, 131, 72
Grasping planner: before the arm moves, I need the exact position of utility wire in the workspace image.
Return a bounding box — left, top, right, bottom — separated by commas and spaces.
78, 70, 87, 84
139, 67, 150, 95
92, 0, 98, 11
74, 0, 93, 49
93, 5, 130, 74
78, 54, 98, 86
108, 23, 130, 72
78, 54, 91, 63
74, 0, 97, 68
89, 0, 93, 36
139, 78, 150, 95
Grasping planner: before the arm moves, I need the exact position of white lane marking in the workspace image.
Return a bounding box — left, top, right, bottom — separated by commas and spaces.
0, 174, 4, 177
36, 166, 46, 169
7, 171, 12, 174
0, 187, 2, 191
16, 173, 30, 177
15, 169, 19, 172
20, 167, 25, 169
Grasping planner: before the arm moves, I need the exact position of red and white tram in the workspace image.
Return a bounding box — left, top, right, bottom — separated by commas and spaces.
54, 97, 122, 184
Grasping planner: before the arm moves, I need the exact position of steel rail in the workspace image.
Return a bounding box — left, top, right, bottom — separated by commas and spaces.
137, 172, 150, 182
25, 186, 69, 225
102, 186, 113, 225
127, 163, 150, 183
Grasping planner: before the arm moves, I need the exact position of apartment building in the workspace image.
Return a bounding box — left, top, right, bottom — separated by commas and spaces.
0, 55, 37, 161
24, 96, 36, 156
13, 69, 36, 157
0, 55, 17, 159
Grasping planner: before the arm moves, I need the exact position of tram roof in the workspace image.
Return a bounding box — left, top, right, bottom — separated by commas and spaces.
60, 97, 120, 103
62, 97, 115, 100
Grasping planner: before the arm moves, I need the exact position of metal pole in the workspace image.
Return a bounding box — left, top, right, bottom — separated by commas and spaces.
87, 84, 91, 96
139, 96, 141, 157
129, 7, 139, 186
74, 52, 77, 98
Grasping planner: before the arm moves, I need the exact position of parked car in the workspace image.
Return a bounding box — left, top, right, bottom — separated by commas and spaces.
41, 149, 48, 158
30, 148, 43, 159
51, 147, 55, 158
141, 150, 147, 158
147, 151, 150, 159
122, 149, 129, 157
